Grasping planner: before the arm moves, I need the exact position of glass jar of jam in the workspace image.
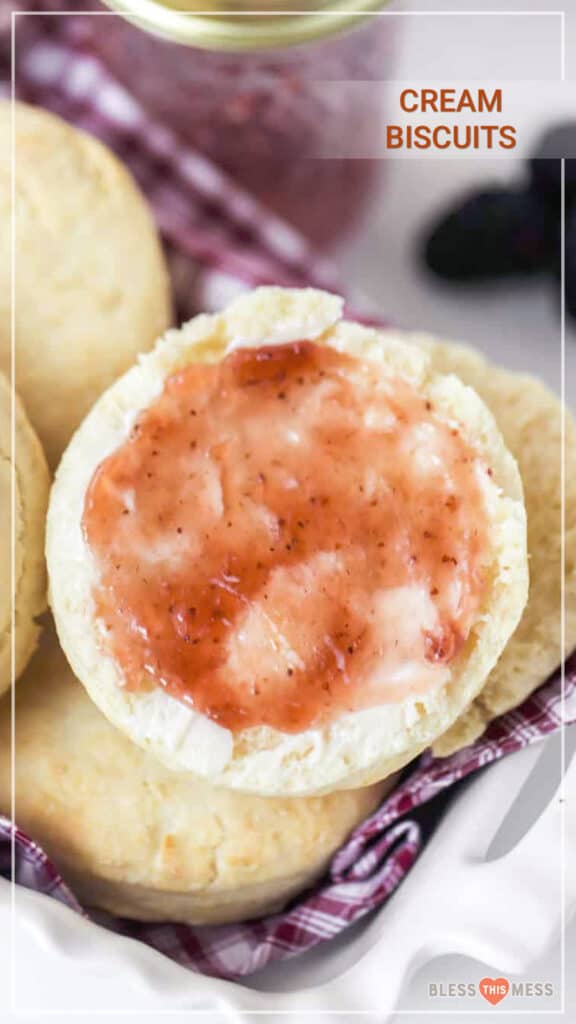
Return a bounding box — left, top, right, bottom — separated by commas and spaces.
95, 1, 396, 248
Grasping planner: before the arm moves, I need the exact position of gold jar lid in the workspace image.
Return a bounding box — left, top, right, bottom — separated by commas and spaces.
101, 1, 390, 52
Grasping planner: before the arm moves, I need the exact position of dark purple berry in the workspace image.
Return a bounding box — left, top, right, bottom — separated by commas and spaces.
529, 122, 576, 207
423, 187, 556, 281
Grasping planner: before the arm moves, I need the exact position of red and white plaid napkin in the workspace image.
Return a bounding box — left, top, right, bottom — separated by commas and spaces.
1, 3, 574, 981
3, 659, 574, 978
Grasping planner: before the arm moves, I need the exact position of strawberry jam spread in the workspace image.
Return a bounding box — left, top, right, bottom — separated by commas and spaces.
83, 341, 491, 734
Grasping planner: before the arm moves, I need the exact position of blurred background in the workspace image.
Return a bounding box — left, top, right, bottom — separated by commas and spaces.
93, 1, 576, 396
4, 0, 574, 401
338, 0, 575, 398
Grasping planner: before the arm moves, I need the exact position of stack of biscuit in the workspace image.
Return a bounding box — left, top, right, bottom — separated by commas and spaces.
1, 102, 574, 926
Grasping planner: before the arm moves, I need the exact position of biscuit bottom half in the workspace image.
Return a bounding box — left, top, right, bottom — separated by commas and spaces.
0, 626, 392, 925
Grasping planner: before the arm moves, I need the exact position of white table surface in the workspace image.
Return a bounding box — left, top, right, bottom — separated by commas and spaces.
4, 1, 576, 1020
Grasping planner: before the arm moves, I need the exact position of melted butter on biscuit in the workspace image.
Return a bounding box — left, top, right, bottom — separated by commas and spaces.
83, 340, 491, 734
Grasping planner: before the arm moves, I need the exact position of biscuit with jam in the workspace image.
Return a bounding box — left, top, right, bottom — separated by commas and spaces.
47, 287, 528, 795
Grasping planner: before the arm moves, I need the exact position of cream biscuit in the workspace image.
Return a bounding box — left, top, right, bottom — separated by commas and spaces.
414, 337, 576, 754
47, 287, 528, 795
0, 371, 50, 695
0, 627, 390, 924
0, 101, 172, 466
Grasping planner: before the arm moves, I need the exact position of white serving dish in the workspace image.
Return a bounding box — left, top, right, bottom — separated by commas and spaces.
1, 734, 574, 1021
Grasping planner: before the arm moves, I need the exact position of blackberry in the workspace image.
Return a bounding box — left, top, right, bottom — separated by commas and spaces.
529, 122, 576, 207
423, 187, 556, 281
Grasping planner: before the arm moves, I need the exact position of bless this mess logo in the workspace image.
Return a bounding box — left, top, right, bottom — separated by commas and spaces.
428, 976, 555, 1006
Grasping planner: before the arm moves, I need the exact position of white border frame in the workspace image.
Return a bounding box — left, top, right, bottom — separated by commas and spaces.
6, 6, 565, 1015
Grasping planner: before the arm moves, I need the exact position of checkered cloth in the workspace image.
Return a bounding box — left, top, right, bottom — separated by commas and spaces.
3, 658, 575, 978
1, 2, 574, 981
